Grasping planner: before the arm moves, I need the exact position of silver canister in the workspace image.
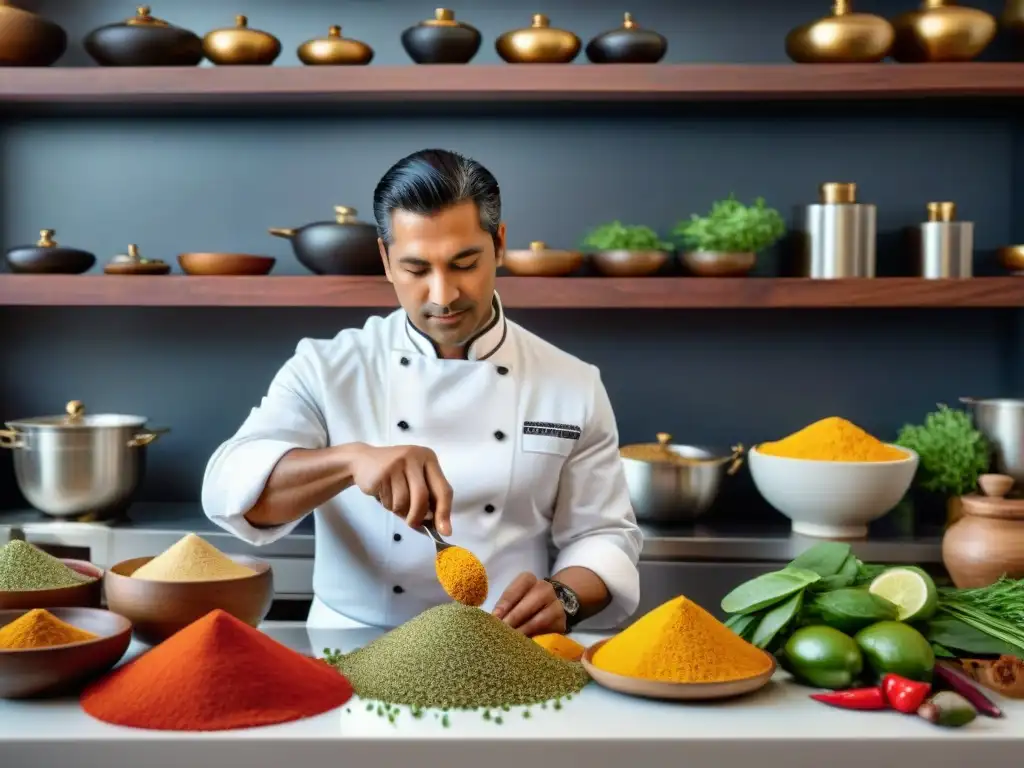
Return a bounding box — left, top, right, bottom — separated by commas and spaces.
913, 201, 973, 278
795, 182, 876, 278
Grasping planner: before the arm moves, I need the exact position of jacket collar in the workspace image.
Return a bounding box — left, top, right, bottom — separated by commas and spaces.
404, 293, 509, 363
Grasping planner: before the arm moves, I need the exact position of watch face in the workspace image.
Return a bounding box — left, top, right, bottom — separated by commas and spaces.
553, 582, 579, 615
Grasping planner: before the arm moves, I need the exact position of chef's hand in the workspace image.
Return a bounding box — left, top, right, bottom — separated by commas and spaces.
349, 444, 454, 535
493, 573, 566, 637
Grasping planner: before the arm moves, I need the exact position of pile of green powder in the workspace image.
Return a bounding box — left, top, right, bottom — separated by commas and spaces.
331, 603, 590, 709
0, 540, 95, 591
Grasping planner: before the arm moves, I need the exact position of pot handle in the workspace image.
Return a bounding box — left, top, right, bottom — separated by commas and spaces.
724, 443, 745, 476
128, 427, 170, 448
0, 429, 22, 449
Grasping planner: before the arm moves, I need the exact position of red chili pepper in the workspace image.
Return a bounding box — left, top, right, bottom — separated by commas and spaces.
810, 687, 887, 711
883, 674, 931, 714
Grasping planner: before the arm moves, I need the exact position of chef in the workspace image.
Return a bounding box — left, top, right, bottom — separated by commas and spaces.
201, 148, 642, 635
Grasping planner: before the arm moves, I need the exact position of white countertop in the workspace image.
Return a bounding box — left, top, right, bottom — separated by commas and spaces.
1, 622, 1021, 768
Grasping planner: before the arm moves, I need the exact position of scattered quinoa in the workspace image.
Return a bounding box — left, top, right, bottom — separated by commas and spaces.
131, 533, 257, 582
0, 540, 94, 591
757, 416, 907, 462
0, 608, 97, 649
592, 595, 773, 683
331, 603, 589, 709
533, 633, 586, 662
435, 546, 488, 607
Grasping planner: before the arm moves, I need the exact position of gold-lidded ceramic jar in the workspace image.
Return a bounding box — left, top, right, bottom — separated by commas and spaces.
84, 5, 204, 67
4, 229, 96, 275
297, 25, 374, 65
496, 14, 581, 64
786, 0, 895, 63
203, 14, 281, 65
400, 8, 482, 64
891, 0, 996, 62
585, 13, 667, 64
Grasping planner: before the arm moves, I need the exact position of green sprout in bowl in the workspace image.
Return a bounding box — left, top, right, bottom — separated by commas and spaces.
581, 221, 673, 252
674, 195, 786, 254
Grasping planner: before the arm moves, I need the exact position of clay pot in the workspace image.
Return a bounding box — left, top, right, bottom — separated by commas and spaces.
84, 5, 204, 67
585, 13, 667, 64
400, 8, 481, 65
0, 1, 67, 66
943, 476, 1024, 588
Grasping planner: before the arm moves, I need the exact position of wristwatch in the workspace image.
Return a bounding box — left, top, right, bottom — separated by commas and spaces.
544, 578, 581, 629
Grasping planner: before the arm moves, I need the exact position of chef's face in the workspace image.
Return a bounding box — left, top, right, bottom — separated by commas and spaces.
380, 200, 505, 357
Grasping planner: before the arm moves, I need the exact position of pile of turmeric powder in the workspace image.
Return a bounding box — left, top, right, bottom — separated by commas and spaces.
757, 416, 908, 462
0, 608, 98, 650
435, 546, 488, 607
534, 633, 586, 662
591, 595, 773, 683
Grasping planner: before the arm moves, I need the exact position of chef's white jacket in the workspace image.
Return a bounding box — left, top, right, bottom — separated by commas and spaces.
201, 293, 642, 630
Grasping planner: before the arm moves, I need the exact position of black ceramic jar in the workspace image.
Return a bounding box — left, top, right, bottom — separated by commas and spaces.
585, 13, 667, 64
401, 8, 481, 64
5, 230, 96, 274
83, 5, 204, 67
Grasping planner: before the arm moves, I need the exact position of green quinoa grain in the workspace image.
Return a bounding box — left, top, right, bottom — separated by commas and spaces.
332, 604, 589, 709
0, 541, 94, 591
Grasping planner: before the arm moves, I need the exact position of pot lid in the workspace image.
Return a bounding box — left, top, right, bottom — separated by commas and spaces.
333, 206, 369, 225
108, 243, 167, 266
124, 5, 170, 27
210, 14, 271, 34
6, 400, 148, 429
419, 8, 472, 28
34, 229, 59, 248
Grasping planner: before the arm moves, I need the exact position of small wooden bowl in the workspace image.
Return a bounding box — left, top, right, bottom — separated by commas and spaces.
581, 639, 776, 701
503, 242, 583, 276
681, 250, 756, 277
178, 252, 276, 276
0, 559, 103, 611
590, 249, 669, 277
103, 555, 273, 645
103, 261, 171, 275
0, 607, 132, 699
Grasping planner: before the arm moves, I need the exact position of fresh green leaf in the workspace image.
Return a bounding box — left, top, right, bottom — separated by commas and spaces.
581, 221, 672, 252
925, 616, 1024, 656
751, 590, 803, 650
931, 643, 956, 659
811, 588, 899, 633
789, 542, 853, 578
721, 567, 820, 614
725, 613, 758, 639
895, 404, 990, 497
810, 553, 861, 592
672, 194, 785, 253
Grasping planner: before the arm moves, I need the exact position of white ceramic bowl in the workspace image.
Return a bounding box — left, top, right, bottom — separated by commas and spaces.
748, 445, 919, 538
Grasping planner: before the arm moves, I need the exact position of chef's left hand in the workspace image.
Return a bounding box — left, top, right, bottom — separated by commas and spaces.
493, 572, 566, 637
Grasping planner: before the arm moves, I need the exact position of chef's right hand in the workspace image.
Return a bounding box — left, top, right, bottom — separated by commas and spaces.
348, 444, 454, 535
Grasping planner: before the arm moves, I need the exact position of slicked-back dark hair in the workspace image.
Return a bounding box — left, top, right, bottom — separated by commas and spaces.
372, 149, 502, 249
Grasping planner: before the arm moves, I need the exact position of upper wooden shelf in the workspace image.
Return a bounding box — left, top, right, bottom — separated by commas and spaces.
0, 64, 1022, 108
1, 275, 1023, 309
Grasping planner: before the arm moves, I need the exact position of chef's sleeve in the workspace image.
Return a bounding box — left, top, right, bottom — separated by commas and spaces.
201, 338, 328, 546
550, 365, 642, 629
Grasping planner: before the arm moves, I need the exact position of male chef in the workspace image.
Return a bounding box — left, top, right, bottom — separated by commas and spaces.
201, 148, 642, 635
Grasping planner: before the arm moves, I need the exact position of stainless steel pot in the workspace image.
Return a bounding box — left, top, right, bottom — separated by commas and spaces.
620, 433, 744, 523
960, 397, 1024, 483
0, 400, 168, 520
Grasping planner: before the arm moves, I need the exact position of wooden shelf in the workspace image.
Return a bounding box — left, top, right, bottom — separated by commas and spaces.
2, 275, 1023, 309
0, 64, 1022, 108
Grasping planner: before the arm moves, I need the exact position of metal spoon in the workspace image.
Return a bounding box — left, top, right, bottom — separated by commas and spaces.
419, 518, 453, 553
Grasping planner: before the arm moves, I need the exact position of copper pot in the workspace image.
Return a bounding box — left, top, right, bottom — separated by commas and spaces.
0, 1, 67, 66
943, 476, 1024, 588
496, 14, 580, 64
298, 25, 373, 65
891, 0, 996, 62
591, 250, 668, 277
202, 15, 281, 66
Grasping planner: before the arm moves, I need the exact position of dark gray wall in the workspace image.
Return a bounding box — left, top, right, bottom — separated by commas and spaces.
1, 0, 1020, 520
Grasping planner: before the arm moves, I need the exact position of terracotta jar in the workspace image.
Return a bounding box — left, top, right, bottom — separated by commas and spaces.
943, 475, 1024, 588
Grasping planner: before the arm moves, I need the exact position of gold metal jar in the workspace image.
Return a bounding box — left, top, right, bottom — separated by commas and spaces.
297, 25, 374, 65
785, 0, 895, 63
891, 0, 996, 62
202, 15, 281, 66
495, 14, 580, 63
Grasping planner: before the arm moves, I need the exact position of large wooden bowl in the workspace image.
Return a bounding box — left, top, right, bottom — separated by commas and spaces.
0, 559, 103, 611
581, 639, 776, 701
103, 555, 273, 645
0, 607, 132, 699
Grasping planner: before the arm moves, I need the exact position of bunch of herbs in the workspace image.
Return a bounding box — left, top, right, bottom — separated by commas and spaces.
673, 194, 785, 254
581, 221, 672, 252
895, 404, 990, 497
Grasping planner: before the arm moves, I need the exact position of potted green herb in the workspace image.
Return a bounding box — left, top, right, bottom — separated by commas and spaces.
580, 221, 673, 277
895, 404, 991, 525
673, 195, 786, 277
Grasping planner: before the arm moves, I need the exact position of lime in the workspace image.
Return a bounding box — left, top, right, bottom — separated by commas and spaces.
855, 621, 935, 682
868, 566, 938, 622
782, 625, 863, 689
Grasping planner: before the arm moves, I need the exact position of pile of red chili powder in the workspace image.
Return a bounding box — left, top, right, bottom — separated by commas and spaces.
80, 609, 353, 731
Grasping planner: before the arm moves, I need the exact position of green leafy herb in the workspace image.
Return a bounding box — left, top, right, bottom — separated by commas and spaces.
895, 404, 990, 496
724, 612, 758, 639
581, 221, 672, 252
673, 195, 785, 253
720, 567, 820, 614
810, 554, 861, 593
808, 588, 898, 634
789, 542, 853, 578
750, 590, 803, 650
